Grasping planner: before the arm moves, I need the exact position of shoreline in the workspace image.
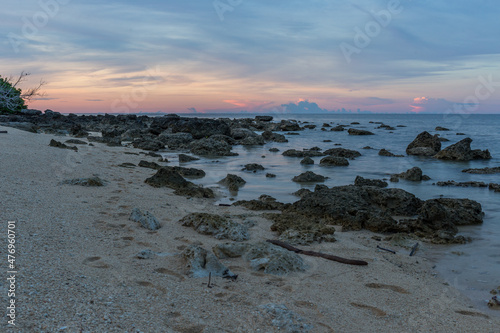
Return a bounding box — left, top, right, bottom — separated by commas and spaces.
1, 124, 499, 332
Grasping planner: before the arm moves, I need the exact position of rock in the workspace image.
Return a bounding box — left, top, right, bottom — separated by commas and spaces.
269, 148, 280, 152
488, 296, 500, 310
354, 176, 388, 188
240, 135, 265, 145
118, 163, 136, 168
304, 124, 316, 129
392, 167, 429, 181
282, 149, 324, 158
49, 139, 77, 151
132, 138, 164, 151
266, 173, 276, 178
230, 127, 257, 140
406, 131, 441, 156
158, 133, 193, 149
293, 188, 312, 197
457, 132, 465, 135
88, 136, 122, 146
165, 166, 205, 178
233, 195, 288, 211
178, 154, 199, 163
255, 115, 273, 122
438, 137, 450, 142
348, 128, 374, 135
489, 183, 500, 192
61, 177, 105, 186
379, 149, 403, 157
20, 109, 43, 116
262, 131, 288, 143
138, 160, 162, 170
278, 120, 302, 131
179, 213, 249, 241
292, 171, 326, 183
462, 166, 500, 174
319, 156, 349, 166
144, 168, 213, 198
267, 213, 336, 245
182, 245, 236, 278
415, 198, 484, 238
219, 174, 246, 192
330, 125, 345, 131
434, 137, 491, 161
65, 139, 87, 145
189, 138, 238, 156
324, 148, 361, 159
213, 243, 251, 259
435, 126, 450, 131
170, 118, 231, 139
242, 163, 265, 172
129, 208, 161, 230
245, 242, 305, 275
300, 157, 314, 165
258, 303, 313, 332
282, 185, 423, 233
435, 181, 488, 187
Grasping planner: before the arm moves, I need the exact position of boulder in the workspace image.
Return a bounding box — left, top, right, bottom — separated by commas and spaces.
348, 128, 374, 135
319, 156, 349, 166
330, 125, 345, 131
219, 174, 246, 192
324, 148, 361, 159
179, 213, 249, 241
292, 171, 326, 183
242, 163, 265, 172
129, 208, 161, 230
278, 120, 301, 131
144, 168, 214, 198
189, 138, 238, 156
262, 131, 288, 143
132, 138, 164, 151
300, 157, 314, 165
138, 160, 162, 170
178, 154, 199, 163
158, 132, 193, 149
435, 126, 450, 131
392, 167, 430, 181
434, 137, 491, 161
379, 149, 403, 157
406, 131, 441, 156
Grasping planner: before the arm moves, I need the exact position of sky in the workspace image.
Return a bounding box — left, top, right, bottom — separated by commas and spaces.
1, 0, 500, 114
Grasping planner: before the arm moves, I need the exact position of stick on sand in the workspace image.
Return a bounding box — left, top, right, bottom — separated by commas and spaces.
266, 239, 368, 266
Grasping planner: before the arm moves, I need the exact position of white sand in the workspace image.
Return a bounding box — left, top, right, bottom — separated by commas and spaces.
1, 125, 499, 332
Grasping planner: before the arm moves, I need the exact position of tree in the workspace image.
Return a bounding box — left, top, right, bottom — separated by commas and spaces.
0, 72, 45, 114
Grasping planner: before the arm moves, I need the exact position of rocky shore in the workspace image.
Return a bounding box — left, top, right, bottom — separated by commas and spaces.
1, 111, 499, 332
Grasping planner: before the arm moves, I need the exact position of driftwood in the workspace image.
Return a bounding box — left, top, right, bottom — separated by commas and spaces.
376, 245, 396, 254
266, 239, 368, 266
409, 243, 419, 256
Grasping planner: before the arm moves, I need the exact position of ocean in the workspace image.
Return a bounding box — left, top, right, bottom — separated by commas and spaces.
160, 112, 500, 312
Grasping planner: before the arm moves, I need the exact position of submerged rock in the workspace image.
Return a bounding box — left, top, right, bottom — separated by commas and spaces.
435, 180, 488, 188
242, 163, 265, 172
178, 153, 199, 163
319, 156, 349, 166
129, 208, 161, 230
324, 147, 361, 159
282, 149, 324, 158
348, 128, 374, 135
379, 149, 404, 157
406, 131, 441, 156
179, 213, 249, 241
462, 166, 500, 174
219, 174, 246, 192
434, 137, 491, 161
300, 157, 314, 165
292, 171, 326, 183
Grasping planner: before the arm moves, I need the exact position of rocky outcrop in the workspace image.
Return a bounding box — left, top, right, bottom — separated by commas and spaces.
179, 213, 249, 241
170, 118, 231, 139
462, 166, 500, 174
348, 128, 374, 135
158, 133, 193, 149
189, 138, 238, 156
129, 208, 161, 230
354, 176, 388, 188
391, 167, 430, 181
292, 171, 326, 183
219, 174, 246, 192
132, 138, 164, 151
434, 138, 491, 161
262, 131, 287, 143
233, 195, 288, 211
324, 148, 361, 159
319, 156, 349, 166
406, 131, 441, 156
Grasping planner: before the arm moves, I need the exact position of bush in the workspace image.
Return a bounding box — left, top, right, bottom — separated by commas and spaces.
0, 72, 45, 114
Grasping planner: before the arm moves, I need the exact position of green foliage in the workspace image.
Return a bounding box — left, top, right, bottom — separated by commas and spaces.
0, 76, 27, 114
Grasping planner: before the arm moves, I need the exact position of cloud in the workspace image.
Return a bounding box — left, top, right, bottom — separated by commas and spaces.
410, 97, 478, 113
281, 100, 329, 114
187, 107, 197, 113
86, 99, 104, 102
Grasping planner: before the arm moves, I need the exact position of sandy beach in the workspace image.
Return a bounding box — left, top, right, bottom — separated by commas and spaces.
1, 124, 499, 333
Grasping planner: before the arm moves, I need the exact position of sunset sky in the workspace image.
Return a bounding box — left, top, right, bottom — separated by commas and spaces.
2, 0, 500, 114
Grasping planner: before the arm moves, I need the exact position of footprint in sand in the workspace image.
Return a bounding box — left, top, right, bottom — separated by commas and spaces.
83, 256, 110, 269
365, 283, 409, 294
351, 302, 387, 317
135, 280, 166, 293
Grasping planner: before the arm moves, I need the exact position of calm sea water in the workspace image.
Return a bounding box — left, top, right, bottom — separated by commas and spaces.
161, 113, 500, 312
